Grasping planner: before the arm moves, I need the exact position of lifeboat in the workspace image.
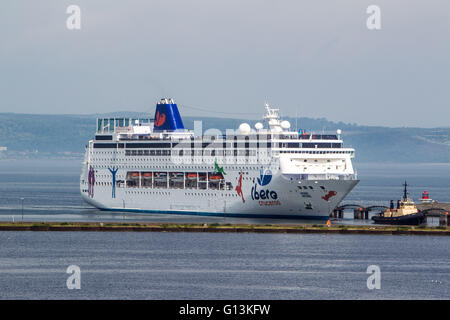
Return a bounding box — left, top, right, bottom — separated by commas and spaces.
142, 172, 152, 177
186, 173, 197, 179
209, 174, 223, 181
129, 172, 140, 177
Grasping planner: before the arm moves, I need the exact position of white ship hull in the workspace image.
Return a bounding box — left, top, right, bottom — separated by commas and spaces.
81, 163, 358, 219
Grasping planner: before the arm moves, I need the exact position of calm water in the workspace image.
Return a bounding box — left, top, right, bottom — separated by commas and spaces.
0, 231, 448, 299
0, 159, 449, 299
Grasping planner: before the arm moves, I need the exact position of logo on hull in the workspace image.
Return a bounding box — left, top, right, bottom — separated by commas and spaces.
154, 111, 166, 127
252, 166, 279, 206
257, 167, 272, 186
251, 185, 278, 201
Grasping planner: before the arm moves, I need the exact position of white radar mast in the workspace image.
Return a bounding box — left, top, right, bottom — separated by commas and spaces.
263, 103, 282, 132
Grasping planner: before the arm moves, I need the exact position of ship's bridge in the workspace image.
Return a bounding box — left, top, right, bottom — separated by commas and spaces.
96, 117, 153, 134
95, 117, 192, 141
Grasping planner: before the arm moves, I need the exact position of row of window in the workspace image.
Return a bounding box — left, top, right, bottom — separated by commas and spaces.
86, 182, 320, 191
95, 133, 338, 141
93, 142, 343, 149
123, 191, 241, 197
123, 171, 233, 190
124, 149, 260, 157
280, 150, 353, 154
120, 150, 351, 156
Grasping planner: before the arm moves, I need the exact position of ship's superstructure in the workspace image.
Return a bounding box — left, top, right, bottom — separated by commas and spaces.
80, 98, 359, 219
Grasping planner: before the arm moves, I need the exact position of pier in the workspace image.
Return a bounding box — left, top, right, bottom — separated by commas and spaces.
331, 202, 450, 226
417, 203, 450, 226
330, 204, 388, 220
0, 221, 448, 235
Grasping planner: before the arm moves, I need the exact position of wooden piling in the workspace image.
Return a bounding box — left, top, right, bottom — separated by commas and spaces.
439, 215, 447, 227
354, 209, 364, 219
332, 209, 338, 218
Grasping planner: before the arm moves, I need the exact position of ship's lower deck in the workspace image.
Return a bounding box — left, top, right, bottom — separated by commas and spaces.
81, 172, 358, 219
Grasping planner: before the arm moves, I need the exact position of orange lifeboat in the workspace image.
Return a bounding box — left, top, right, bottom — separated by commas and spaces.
187, 173, 197, 179
130, 172, 140, 177
142, 172, 152, 177
209, 174, 223, 181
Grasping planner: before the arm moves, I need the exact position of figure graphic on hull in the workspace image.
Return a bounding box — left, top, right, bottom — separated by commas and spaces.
88, 166, 95, 198
235, 172, 245, 203
108, 167, 119, 198
214, 159, 226, 175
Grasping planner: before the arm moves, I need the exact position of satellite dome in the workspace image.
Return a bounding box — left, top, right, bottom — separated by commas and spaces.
281, 121, 291, 129
239, 123, 251, 135
274, 126, 283, 133
255, 122, 263, 130
337, 129, 342, 135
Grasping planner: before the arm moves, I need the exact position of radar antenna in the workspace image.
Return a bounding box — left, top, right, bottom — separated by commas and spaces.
403, 181, 408, 201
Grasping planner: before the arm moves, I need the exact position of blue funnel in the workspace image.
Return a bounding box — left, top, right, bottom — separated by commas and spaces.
153, 98, 185, 132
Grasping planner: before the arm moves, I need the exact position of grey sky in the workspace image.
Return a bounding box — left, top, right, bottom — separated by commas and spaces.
0, 0, 449, 127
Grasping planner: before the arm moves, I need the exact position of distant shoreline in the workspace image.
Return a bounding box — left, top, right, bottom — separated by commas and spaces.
0, 222, 448, 236
2, 112, 450, 163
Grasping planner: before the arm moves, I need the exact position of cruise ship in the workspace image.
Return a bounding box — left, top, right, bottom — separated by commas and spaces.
80, 98, 358, 219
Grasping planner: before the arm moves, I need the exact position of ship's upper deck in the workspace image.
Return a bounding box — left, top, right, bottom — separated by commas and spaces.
94, 99, 348, 148
88, 99, 356, 180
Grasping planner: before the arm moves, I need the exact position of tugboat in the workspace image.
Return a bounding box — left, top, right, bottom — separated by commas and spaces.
372, 181, 424, 225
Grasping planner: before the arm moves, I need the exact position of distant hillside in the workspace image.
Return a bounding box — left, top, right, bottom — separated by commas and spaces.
1, 112, 450, 163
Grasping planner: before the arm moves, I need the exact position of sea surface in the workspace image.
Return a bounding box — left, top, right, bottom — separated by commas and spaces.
0, 231, 448, 299
0, 159, 449, 299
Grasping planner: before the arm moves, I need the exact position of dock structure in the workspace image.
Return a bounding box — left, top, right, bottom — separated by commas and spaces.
417, 203, 450, 226
331, 204, 388, 220
0, 222, 448, 235
331, 202, 450, 226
